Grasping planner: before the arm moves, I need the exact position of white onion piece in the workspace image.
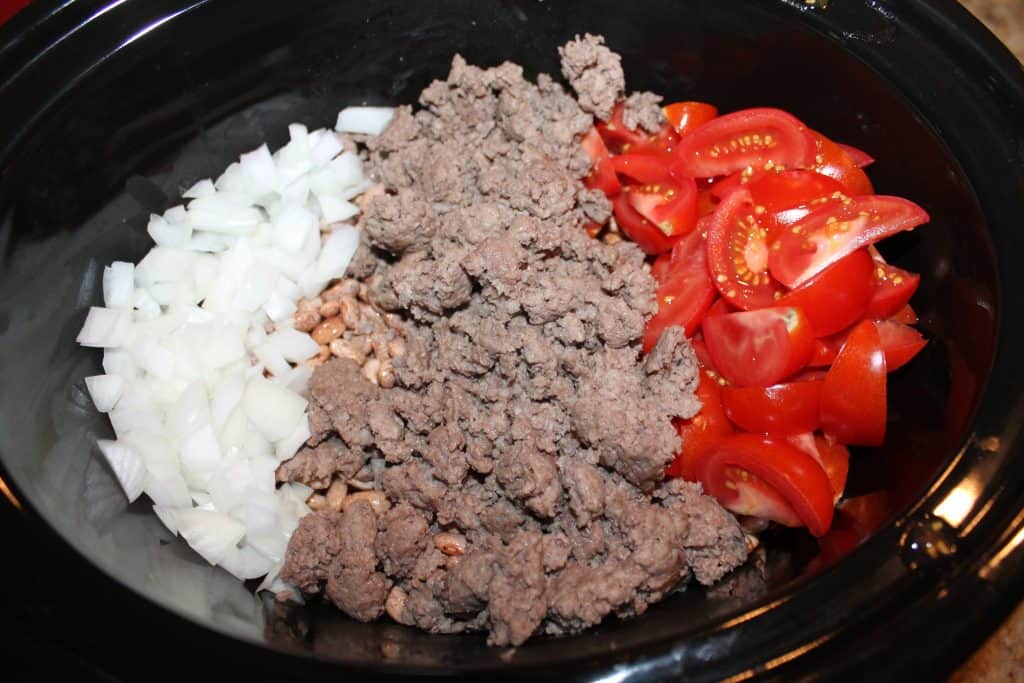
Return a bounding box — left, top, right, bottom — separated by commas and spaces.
240, 144, 280, 197
280, 363, 313, 397
77, 307, 131, 348
263, 290, 297, 323
219, 545, 277, 580
335, 106, 395, 135
275, 414, 311, 462
271, 202, 317, 253
316, 225, 360, 281
318, 195, 359, 224
165, 381, 211, 439
183, 178, 216, 199
152, 504, 179, 536
143, 461, 191, 508
135, 247, 194, 288
96, 439, 147, 503
209, 372, 245, 432
85, 374, 124, 413
187, 194, 263, 234
253, 342, 291, 378
268, 327, 320, 363
174, 508, 246, 566
102, 349, 138, 380
131, 288, 162, 321
164, 204, 188, 224
242, 376, 306, 442
102, 261, 135, 309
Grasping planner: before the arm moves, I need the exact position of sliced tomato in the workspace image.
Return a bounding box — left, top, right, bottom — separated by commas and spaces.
815, 491, 889, 563
787, 433, 850, 501
705, 187, 782, 310
690, 336, 719, 374
778, 248, 875, 337
697, 188, 719, 217
666, 373, 733, 480
812, 132, 874, 196
768, 195, 931, 288
702, 296, 736, 323
703, 306, 815, 387
651, 252, 672, 284
837, 143, 875, 168
747, 170, 849, 239
821, 320, 887, 446
720, 380, 822, 436
642, 231, 716, 352
674, 107, 818, 179
663, 101, 719, 136
583, 220, 603, 238
626, 180, 699, 238
889, 304, 918, 325
696, 433, 835, 536
611, 192, 677, 254
611, 152, 673, 184
866, 261, 921, 320
809, 334, 844, 367
597, 103, 679, 155
876, 320, 927, 371
581, 128, 621, 197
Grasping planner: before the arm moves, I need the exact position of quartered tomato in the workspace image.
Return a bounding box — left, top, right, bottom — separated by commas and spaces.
611, 192, 677, 254
626, 179, 699, 238
674, 107, 818, 179
787, 433, 850, 502
597, 103, 679, 155
666, 373, 733, 481
705, 188, 782, 310
703, 306, 815, 387
876, 320, 927, 371
821, 320, 887, 446
611, 152, 674, 184
721, 380, 822, 436
663, 101, 718, 136
809, 334, 844, 367
865, 259, 921, 320
811, 132, 874, 196
651, 252, 672, 284
767, 195, 930, 288
889, 304, 918, 325
746, 170, 849, 239
696, 433, 835, 536
642, 230, 716, 352
837, 143, 875, 168
778, 248, 875, 337
581, 128, 621, 197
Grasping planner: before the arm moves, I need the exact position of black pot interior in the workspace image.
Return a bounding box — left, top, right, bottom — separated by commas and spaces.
0, 0, 999, 676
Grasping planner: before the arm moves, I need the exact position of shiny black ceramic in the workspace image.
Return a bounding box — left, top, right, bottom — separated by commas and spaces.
1, 1, 1023, 680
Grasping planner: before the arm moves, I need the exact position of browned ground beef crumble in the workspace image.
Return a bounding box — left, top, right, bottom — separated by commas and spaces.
278, 34, 750, 647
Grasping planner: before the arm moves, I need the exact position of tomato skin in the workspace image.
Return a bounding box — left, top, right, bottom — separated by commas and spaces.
696, 433, 835, 536
705, 187, 782, 310
627, 180, 699, 238
876, 320, 927, 371
666, 373, 733, 480
811, 132, 874, 196
778, 248, 875, 337
768, 195, 931, 288
809, 334, 843, 367
889, 304, 918, 325
703, 306, 816, 387
787, 433, 850, 501
582, 128, 622, 197
611, 192, 677, 254
674, 107, 818, 179
820, 320, 887, 446
865, 260, 921, 320
720, 381, 822, 436
663, 101, 719, 136
837, 143, 875, 168
611, 152, 673, 184
596, 103, 649, 151
642, 230, 717, 352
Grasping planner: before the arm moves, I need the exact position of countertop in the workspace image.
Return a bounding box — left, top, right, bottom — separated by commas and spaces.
950, 5, 1024, 681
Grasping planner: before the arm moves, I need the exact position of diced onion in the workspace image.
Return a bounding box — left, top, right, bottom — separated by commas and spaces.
335, 106, 395, 135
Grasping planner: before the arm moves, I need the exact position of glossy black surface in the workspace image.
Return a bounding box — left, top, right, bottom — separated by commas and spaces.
0, 0, 1023, 680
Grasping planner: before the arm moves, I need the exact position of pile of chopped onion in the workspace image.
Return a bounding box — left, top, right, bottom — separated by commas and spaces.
77, 106, 393, 593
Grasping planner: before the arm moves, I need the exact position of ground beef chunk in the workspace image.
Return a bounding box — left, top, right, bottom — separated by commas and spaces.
622, 91, 666, 133
558, 33, 625, 120
279, 36, 750, 646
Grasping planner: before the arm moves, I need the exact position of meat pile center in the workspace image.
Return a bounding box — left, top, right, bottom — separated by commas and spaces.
279, 35, 750, 646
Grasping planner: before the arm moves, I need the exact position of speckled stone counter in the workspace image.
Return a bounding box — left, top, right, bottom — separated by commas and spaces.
949, 2, 1023, 681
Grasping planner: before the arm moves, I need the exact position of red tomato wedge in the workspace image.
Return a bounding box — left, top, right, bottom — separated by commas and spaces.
837, 143, 875, 168
876, 320, 927, 371
821, 320, 887, 446
642, 231, 716, 352
809, 334, 843, 367
787, 433, 850, 502
581, 128, 621, 197
697, 188, 719, 217
611, 192, 677, 254
597, 103, 679, 155
811, 132, 874, 196
705, 188, 782, 310
674, 108, 818, 179
866, 260, 921, 320
889, 304, 918, 325
611, 152, 674, 184
666, 373, 733, 480
768, 195, 930, 288
778, 248, 875, 337
721, 381, 822, 436
651, 252, 672, 284
703, 306, 815, 387
663, 101, 718, 136
747, 170, 849, 239
626, 180, 699, 238
696, 433, 835, 536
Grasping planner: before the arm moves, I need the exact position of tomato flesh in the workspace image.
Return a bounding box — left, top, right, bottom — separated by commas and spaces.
837, 143, 875, 168
663, 101, 718, 136
876, 320, 927, 371
582, 128, 621, 197
674, 107, 818, 179
611, 192, 677, 254
721, 381, 822, 436
705, 188, 782, 310
626, 180, 699, 238
642, 230, 716, 352
866, 260, 921, 320
703, 306, 815, 387
666, 373, 733, 480
611, 152, 673, 184
820, 320, 887, 446
696, 433, 835, 536
778, 248, 875, 337
768, 195, 930, 288
811, 132, 874, 196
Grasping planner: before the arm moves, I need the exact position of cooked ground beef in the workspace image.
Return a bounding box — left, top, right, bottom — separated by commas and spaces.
278, 34, 750, 646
